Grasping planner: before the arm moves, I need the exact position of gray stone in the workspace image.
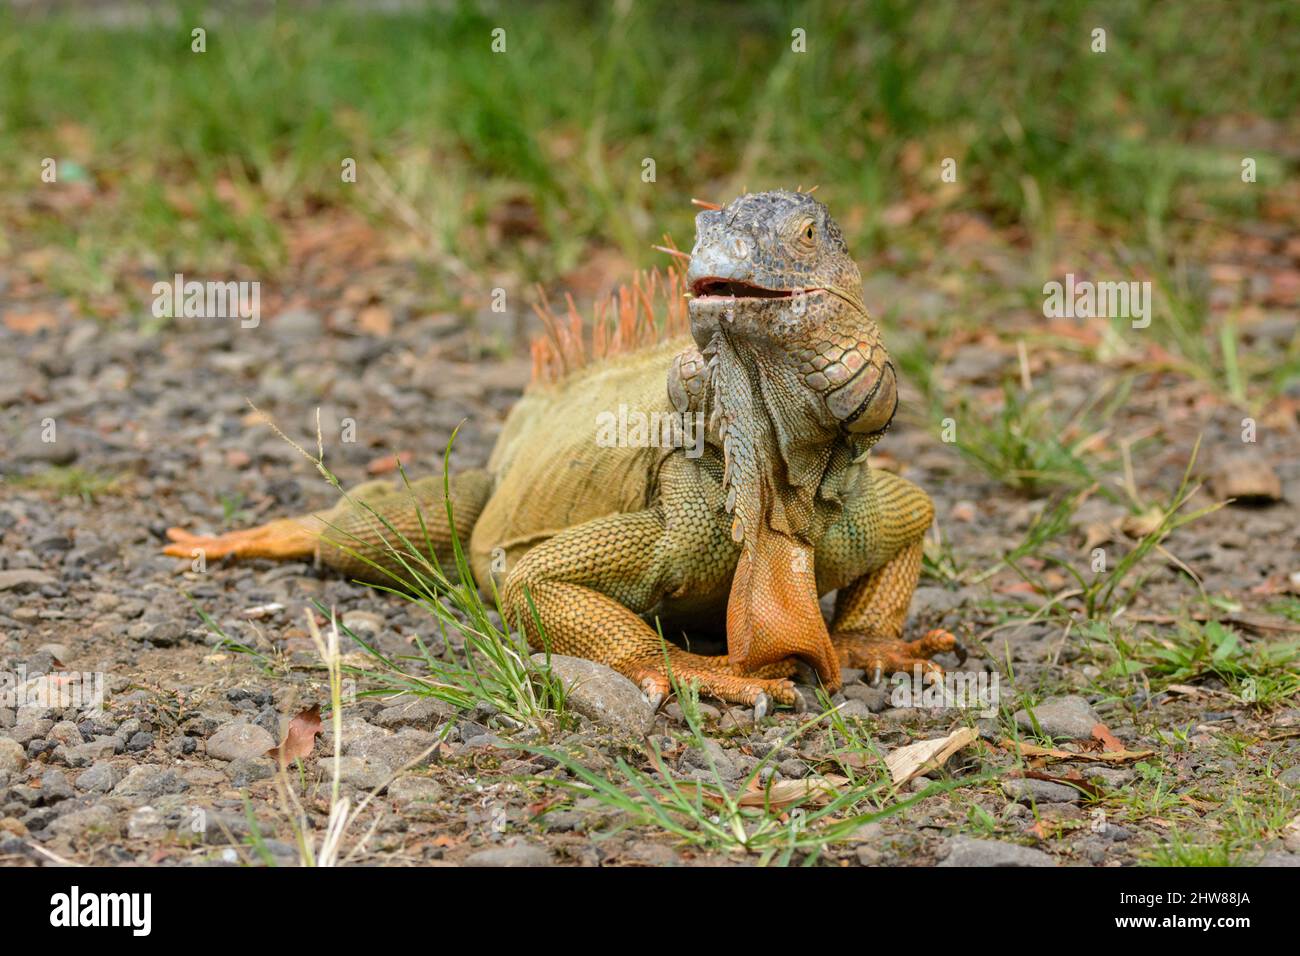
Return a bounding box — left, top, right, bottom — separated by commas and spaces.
1257, 852, 1300, 867
112, 765, 187, 798
227, 758, 273, 787
329, 755, 390, 791
127, 806, 168, 841
838, 699, 874, 720
463, 844, 554, 867
778, 758, 808, 779
1082, 767, 1135, 788
47, 721, 83, 747
75, 762, 123, 793
1277, 766, 1300, 789
39, 769, 75, 803
683, 737, 737, 780
206, 721, 276, 762
0, 569, 56, 593
9, 721, 52, 746
59, 737, 120, 767
341, 610, 384, 635
388, 775, 445, 804
842, 682, 891, 712
939, 836, 1057, 867
0, 737, 26, 773
48, 803, 123, 840
271, 307, 322, 342
347, 727, 439, 770
1014, 695, 1101, 740
374, 696, 454, 731
535, 653, 655, 737
1003, 778, 1080, 804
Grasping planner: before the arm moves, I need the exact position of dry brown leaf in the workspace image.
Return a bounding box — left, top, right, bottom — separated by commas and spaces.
1001, 738, 1153, 764
1211, 455, 1283, 504
357, 304, 393, 337
1082, 522, 1112, 552
675, 775, 852, 811
885, 727, 978, 785
266, 705, 323, 765
3, 310, 58, 334
1009, 768, 1106, 799
1120, 506, 1164, 539
1090, 722, 1126, 752
366, 452, 413, 475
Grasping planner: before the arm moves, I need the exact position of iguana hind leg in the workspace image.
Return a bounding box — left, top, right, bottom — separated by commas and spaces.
818, 469, 961, 682
164, 470, 493, 586
502, 508, 802, 711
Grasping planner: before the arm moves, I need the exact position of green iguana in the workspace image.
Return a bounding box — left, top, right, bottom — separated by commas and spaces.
165, 189, 960, 714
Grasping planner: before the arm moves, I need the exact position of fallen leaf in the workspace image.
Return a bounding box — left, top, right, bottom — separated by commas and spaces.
1008, 768, 1106, 798
1211, 455, 1283, 504
3, 310, 58, 334
1082, 522, 1112, 552
1001, 738, 1153, 764
1120, 506, 1164, 538
357, 304, 392, 337
266, 705, 323, 765
366, 452, 413, 475
675, 774, 852, 811
950, 500, 977, 523
1090, 722, 1126, 753
885, 727, 978, 785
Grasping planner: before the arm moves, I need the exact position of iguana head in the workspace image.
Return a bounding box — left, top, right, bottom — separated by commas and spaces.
685, 189, 896, 440
677, 189, 896, 691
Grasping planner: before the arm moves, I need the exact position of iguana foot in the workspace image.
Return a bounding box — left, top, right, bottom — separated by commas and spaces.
626, 655, 803, 714
833, 629, 964, 686
163, 518, 319, 561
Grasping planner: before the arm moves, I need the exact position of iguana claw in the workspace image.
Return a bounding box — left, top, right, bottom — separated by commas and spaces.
835, 629, 961, 684
641, 681, 666, 713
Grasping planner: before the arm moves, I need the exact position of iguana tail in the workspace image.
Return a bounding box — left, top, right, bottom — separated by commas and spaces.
163, 470, 494, 587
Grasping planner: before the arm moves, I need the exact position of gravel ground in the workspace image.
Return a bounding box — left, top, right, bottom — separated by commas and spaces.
2, 221, 1298, 868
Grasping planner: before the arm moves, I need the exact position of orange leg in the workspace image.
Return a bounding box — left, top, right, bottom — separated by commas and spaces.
831, 539, 963, 684
164, 518, 322, 562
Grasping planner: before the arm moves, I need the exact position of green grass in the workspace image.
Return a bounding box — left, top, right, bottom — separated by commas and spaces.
950, 382, 1115, 496
2, 0, 1296, 310
527, 676, 973, 863
8, 466, 124, 503
1089, 618, 1300, 709
309, 438, 573, 732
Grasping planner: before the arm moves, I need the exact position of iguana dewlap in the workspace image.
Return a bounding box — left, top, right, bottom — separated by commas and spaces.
165, 190, 958, 712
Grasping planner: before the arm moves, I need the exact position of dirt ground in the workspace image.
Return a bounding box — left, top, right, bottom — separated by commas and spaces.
1, 197, 1298, 868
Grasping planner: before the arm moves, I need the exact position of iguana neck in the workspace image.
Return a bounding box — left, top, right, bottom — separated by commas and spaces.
696, 332, 865, 547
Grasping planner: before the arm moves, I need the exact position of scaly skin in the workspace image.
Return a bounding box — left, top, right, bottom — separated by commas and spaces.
165, 190, 958, 714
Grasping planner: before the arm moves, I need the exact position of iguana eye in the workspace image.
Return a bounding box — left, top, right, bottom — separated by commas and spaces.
794, 220, 817, 251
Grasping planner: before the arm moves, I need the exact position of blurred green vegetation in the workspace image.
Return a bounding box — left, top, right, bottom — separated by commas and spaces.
0, 0, 1295, 301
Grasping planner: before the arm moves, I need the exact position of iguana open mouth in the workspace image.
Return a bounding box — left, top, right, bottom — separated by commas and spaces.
691, 278, 824, 300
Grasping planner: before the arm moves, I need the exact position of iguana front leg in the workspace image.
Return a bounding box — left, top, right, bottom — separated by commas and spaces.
501, 508, 801, 712
818, 468, 962, 683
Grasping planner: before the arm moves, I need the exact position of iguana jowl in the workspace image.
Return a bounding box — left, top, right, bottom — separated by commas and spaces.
165, 190, 959, 713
